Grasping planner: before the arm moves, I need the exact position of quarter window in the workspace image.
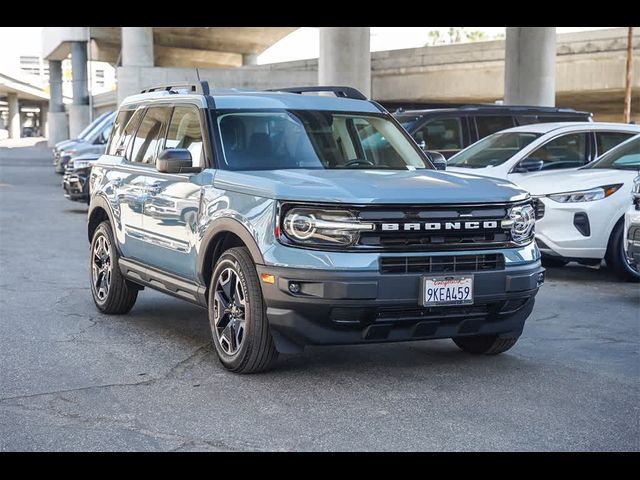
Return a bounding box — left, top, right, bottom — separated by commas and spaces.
164, 106, 205, 167
107, 110, 135, 156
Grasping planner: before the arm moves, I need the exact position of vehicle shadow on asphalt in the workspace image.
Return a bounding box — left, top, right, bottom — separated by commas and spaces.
125, 294, 532, 376
64, 208, 89, 215
544, 263, 620, 283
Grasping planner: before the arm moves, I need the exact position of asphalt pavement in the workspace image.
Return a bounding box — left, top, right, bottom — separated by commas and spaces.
0, 141, 638, 451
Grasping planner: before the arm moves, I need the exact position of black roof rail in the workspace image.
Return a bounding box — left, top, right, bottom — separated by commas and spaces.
140, 80, 210, 96
457, 104, 579, 113
266, 85, 367, 101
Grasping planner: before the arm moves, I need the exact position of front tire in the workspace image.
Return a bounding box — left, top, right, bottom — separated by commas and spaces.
453, 335, 520, 355
605, 221, 640, 282
208, 247, 278, 374
90, 221, 138, 314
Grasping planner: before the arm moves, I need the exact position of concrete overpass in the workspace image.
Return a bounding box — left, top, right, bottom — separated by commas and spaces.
42, 27, 637, 146
0, 72, 60, 139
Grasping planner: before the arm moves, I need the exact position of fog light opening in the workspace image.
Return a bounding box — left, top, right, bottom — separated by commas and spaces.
288, 282, 301, 294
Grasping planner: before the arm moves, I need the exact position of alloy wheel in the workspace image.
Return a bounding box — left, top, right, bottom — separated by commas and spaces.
92, 234, 112, 302
213, 267, 246, 355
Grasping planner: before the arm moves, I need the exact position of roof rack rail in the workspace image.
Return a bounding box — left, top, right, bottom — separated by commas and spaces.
457, 104, 578, 112
140, 80, 210, 96
266, 86, 367, 101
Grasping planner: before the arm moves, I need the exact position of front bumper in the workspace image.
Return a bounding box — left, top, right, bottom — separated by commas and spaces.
534, 197, 615, 260
257, 260, 544, 353
62, 170, 89, 202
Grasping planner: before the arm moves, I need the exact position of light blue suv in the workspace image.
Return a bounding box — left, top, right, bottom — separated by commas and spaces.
87, 82, 544, 373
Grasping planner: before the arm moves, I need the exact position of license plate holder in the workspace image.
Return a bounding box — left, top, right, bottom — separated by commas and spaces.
421, 275, 474, 307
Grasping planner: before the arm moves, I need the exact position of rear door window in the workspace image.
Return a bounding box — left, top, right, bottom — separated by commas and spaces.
474, 116, 515, 138
413, 118, 463, 152
526, 132, 590, 171
128, 107, 172, 164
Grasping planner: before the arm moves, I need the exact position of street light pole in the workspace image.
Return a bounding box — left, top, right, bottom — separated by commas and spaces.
623, 27, 634, 123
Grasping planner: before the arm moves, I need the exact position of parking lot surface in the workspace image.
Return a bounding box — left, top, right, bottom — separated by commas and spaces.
0, 143, 638, 451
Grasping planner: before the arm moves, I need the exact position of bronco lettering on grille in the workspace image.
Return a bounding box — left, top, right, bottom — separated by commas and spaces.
379, 221, 499, 231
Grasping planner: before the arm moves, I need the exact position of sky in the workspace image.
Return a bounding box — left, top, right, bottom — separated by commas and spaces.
0, 27, 614, 70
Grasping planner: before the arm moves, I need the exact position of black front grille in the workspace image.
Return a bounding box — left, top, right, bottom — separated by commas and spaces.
356, 204, 513, 251
532, 198, 545, 220
380, 253, 505, 274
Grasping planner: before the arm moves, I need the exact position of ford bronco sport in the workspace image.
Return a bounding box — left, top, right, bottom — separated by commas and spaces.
87, 82, 544, 373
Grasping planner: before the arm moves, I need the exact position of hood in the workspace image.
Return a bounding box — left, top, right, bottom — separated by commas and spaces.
516, 168, 638, 196
58, 139, 89, 153
214, 169, 528, 204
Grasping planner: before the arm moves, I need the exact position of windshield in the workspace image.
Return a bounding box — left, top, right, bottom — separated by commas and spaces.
394, 114, 422, 132
77, 112, 110, 140
583, 135, 640, 170
448, 131, 540, 168
216, 110, 427, 171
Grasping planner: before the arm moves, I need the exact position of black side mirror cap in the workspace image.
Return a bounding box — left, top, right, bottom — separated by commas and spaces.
514, 157, 544, 173
156, 148, 198, 173
424, 150, 447, 171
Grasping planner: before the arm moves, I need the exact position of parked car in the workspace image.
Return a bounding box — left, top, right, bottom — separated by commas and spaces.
87, 83, 545, 373
62, 153, 100, 203
53, 110, 112, 155
624, 174, 640, 269
393, 105, 592, 158
53, 111, 115, 174
447, 122, 640, 181
516, 134, 640, 281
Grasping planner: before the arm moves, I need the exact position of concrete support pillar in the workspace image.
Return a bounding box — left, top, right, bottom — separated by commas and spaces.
122, 27, 154, 67
47, 59, 68, 146
242, 53, 259, 66
40, 103, 48, 138
69, 41, 90, 137
8, 93, 20, 139
504, 27, 556, 106
118, 27, 155, 105
319, 27, 371, 98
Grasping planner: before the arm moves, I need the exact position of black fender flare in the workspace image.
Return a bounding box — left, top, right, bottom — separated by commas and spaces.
196, 218, 265, 285
87, 194, 117, 244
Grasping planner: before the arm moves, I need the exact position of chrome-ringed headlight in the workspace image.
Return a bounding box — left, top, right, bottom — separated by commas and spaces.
548, 184, 622, 203
280, 206, 374, 247
502, 204, 535, 245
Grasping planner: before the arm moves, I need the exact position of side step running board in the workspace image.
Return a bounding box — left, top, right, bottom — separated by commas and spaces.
119, 258, 207, 307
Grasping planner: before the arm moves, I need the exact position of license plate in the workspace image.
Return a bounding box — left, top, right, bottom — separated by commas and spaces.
422, 275, 474, 306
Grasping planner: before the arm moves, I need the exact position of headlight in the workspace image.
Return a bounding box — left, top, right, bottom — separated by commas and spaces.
72, 160, 92, 170
633, 176, 640, 211
503, 204, 535, 245
548, 184, 622, 203
280, 207, 374, 247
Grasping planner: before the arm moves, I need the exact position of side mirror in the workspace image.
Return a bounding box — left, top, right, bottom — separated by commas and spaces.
515, 157, 544, 173
157, 148, 194, 173
424, 150, 447, 171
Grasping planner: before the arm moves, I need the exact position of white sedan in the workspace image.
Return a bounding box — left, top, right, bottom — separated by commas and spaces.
517, 134, 640, 282
447, 122, 640, 181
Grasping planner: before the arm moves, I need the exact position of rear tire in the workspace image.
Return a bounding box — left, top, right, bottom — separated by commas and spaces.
208, 247, 278, 374
605, 221, 640, 282
453, 335, 520, 355
90, 221, 138, 314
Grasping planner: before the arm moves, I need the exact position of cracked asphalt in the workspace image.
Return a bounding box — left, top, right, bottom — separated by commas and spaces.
0, 141, 638, 451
